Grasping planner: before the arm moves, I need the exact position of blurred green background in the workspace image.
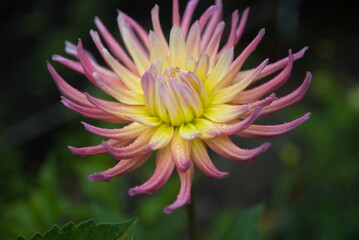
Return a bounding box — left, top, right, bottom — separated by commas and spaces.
1, 0, 358, 239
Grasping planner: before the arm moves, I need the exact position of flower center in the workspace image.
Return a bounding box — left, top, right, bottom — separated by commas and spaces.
143, 63, 205, 127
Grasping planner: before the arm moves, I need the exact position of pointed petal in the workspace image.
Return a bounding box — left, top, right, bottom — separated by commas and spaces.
81, 121, 147, 140
118, 14, 150, 75
235, 47, 308, 84
171, 128, 191, 172
236, 50, 294, 104
204, 47, 234, 94
192, 138, 228, 178
214, 107, 262, 135
186, 21, 201, 61
203, 104, 251, 123
209, 59, 268, 105
238, 112, 311, 138
172, 0, 180, 26
164, 162, 194, 214
116, 10, 150, 50
94, 16, 138, 73
52, 55, 84, 74
69, 139, 129, 157
205, 135, 271, 162
145, 123, 174, 151
169, 25, 186, 69
61, 96, 128, 123
222, 29, 265, 87
260, 72, 312, 116
203, 22, 225, 69
151, 5, 169, 53
149, 31, 169, 68
216, 10, 239, 57
195, 54, 210, 82
48, 62, 91, 107
234, 7, 250, 45
201, 4, 222, 51
180, 0, 199, 38
102, 128, 156, 160
128, 145, 175, 195
88, 152, 152, 182
91, 72, 145, 105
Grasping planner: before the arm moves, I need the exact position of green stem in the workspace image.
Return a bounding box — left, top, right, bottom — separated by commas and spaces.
187, 193, 197, 240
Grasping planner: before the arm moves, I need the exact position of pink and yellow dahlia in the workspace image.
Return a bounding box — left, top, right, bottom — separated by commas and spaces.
48, 0, 311, 213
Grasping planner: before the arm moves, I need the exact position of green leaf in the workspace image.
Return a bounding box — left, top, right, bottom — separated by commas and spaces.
17, 218, 138, 240
228, 204, 264, 240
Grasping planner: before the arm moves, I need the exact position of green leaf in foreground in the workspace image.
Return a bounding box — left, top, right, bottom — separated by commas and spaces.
17, 217, 138, 240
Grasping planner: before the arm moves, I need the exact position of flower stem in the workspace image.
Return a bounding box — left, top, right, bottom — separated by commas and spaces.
187, 193, 197, 240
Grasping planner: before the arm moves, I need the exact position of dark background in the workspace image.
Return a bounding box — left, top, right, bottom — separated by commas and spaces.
1, 0, 358, 239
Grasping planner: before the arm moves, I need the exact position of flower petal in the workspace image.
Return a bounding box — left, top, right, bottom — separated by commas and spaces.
234, 46, 308, 84
186, 21, 201, 61
164, 162, 194, 214
61, 96, 128, 123
81, 121, 147, 140
236, 50, 294, 104
209, 58, 268, 104
69, 139, 130, 157
204, 47, 234, 94
88, 152, 152, 182
169, 25, 186, 69
145, 123, 174, 151
102, 128, 156, 160
191, 138, 228, 178
180, 0, 199, 38
205, 135, 271, 162
214, 107, 262, 135
260, 72, 312, 116
149, 31, 169, 68
118, 14, 150, 75
179, 122, 202, 141
94, 16, 138, 73
192, 118, 221, 139
238, 112, 311, 138
171, 128, 191, 172
129, 145, 175, 195
203, 104, 251, 123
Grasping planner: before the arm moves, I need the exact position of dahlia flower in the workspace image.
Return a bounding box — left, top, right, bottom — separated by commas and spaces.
48, 0, 311, 213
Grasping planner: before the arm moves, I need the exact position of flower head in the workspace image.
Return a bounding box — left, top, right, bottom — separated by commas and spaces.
48, 0, 311, 213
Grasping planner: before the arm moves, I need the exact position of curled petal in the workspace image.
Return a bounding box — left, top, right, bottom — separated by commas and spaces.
203, 104, 251, 123
129, 145, 175, 195
69, 139, 130, 157
192, 138, 228, 178
102, 127, 156, 160
209, 58, 268, 105
171, 128, 191, 172
88, 152, 152, 182
238, 112, 311, 138
61, 96, 128, 123
214, 107, 262, 135
222, 28, 265, 87
234, 7, 250, 45
81, 121, 147, 140
236, 50, 294, 104
235, 46, 308, 83
164, 162, 194, 214
260, 72, 312, 116
205, 135, 271, 162
51, 55, 84, 74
